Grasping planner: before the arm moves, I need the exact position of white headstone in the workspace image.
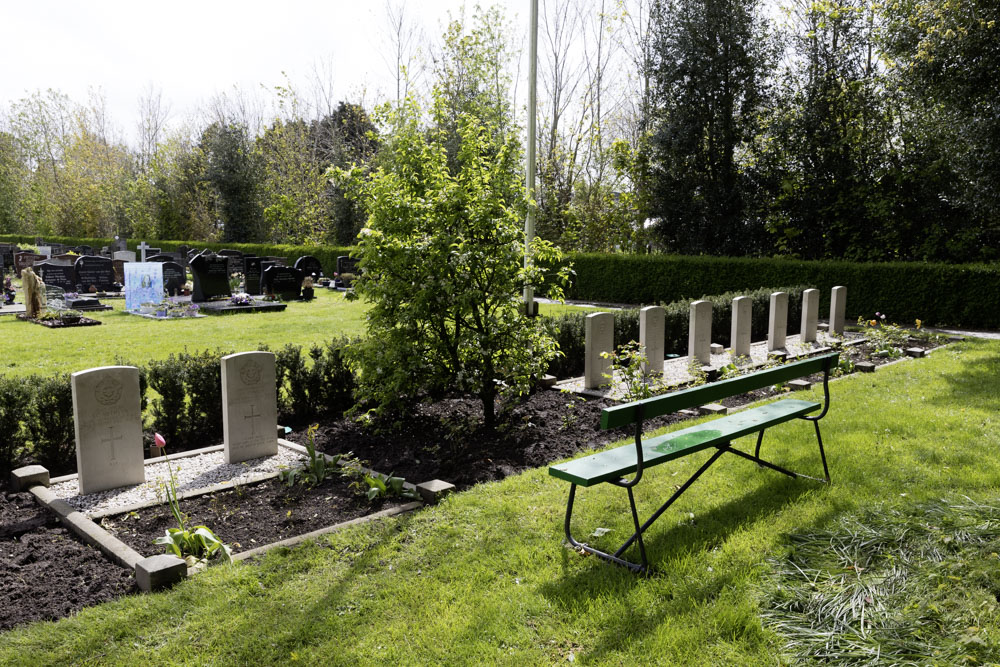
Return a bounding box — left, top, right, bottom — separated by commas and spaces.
730, 296, 751, 357
688, 300, 712, 365
71, 366, 145, 495
584, 312, 614, 390
830, 285, 847, 335
801, 289, 820, 343
639, 306, 665, 376
113, 250, 136, 263
768, 292, 788, 351
222, 351, 278, 463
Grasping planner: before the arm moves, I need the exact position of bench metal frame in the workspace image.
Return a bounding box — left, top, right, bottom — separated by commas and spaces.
562, 358, 834, 575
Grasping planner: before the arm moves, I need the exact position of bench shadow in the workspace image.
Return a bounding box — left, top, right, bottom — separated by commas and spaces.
539, 472, 839, 664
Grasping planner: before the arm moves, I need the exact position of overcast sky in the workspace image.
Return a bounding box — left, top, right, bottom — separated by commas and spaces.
1, 0, 525, 139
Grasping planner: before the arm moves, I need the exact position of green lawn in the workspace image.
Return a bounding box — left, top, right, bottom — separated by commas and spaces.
2, 340, 998, 664
0, 291, 581, 378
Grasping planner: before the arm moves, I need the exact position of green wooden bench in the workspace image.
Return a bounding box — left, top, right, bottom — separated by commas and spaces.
549, 351, 840, 574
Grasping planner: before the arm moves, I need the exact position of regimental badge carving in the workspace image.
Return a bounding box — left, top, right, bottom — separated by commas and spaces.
239, 359, 262, 386
94, 376, 123, 406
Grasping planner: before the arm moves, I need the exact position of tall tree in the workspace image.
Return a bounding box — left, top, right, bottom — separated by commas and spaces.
199, 122, 262, 242
647, 0, 774, 255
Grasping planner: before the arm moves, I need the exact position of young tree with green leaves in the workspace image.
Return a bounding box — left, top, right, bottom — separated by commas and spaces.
337, 93, 568, 427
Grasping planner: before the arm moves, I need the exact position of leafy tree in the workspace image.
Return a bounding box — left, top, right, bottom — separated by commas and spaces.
199, 122, 262, 242
337, 97, 568, 428
647, 0, 775, 255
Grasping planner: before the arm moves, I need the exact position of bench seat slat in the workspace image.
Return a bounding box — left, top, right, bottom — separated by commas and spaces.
549, 399, 820, 487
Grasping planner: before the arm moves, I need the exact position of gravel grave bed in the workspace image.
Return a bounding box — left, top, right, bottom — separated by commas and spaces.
0, 333, 951, 631
51, 448, 307, 516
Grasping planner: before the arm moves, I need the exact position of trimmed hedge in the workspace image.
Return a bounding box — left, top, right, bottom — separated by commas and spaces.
544, 286, 808, 378
563, 253, 1000, 329
0, 339, 358, 480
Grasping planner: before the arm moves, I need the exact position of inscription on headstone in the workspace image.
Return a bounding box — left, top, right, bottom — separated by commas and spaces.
162, 261, 185, 296
263, 265, 303, 300
14, 252, 46, 278
71, 366, 145, 495
222, 352, 278, 463
35, 261, 78, 292
75, 255, 118, 292
294, 255, 323, 278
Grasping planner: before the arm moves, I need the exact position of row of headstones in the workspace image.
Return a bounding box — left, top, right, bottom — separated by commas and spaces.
73, 351, 279, 495
584, 286, 847, 389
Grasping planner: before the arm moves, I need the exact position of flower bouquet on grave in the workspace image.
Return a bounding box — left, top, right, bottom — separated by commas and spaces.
230, 292, 254, 306
3, 277, 14, 305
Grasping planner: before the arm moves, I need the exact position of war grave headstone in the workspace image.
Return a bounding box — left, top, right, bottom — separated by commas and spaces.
244, 256, 262, 294
584, 312, 614, 390
71, 366, 145, 495
731, 296, 752, 357
222, 351, 279, 464
14, 252, 46, 277
639, 306, 665, 376
688, 300, 712, 365
263, 265, 303, 301
124, 262, 165, 313
162, 261, 186, 297
768, 292, 789, 352
293, 255, 323, 279
75, 255, 120, 292
35, 260, 77, 292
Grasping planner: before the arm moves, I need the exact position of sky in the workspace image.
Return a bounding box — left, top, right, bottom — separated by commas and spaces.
1, 0, 525, 140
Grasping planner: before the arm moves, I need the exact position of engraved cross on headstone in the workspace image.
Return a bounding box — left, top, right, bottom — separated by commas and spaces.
102, 426, 123, 462
137, 241, 151, 262
244, 404, 261, 437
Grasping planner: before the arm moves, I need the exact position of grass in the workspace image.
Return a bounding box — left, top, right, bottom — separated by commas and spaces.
0, 290, 581, 378
1, 339, 999, 664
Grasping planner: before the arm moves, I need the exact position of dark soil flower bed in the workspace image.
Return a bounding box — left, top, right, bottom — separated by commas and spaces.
16, 314, 102, 327
0, 332, 952, 631
0, 491, 135, 632
103, 473, 407, 557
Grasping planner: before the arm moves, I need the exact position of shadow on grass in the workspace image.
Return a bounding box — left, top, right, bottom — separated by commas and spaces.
924, 342, 1000, 410
540, 469, 839, 664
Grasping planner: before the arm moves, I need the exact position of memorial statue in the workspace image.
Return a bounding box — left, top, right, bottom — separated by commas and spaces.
22, 266, 46, 318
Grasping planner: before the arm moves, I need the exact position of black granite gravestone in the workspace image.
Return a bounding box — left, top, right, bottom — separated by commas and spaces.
190, 254, 232, 302
243, 256, 262, 295
294, 255, 324, 279
145, 254, 173, 263
162, 261, 186, 297
35, 261, 78, 292
74, 255, 119, 292
263, 265, 303, 301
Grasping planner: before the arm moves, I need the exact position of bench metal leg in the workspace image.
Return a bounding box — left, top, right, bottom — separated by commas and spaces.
563, 483, 647, 573
753, 429, 766, 462
814, 420, 830, 483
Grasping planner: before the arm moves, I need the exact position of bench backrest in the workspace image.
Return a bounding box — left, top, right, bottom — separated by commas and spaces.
600, 352, 840, 430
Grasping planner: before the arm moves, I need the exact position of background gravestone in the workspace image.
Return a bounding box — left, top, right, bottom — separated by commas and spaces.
243, 256, 262, 294
74, 256, 118, 292
113, 250, 136, 263
218, 249, 244, 276
263, 265, 303, 300
124, 262, 165, 311
221, 351, 278, 464
71, 366, 145, 495
145, 254, 172, 263
14, 252, 45, 278
294, 255, 323, 279
162, 261, 186, 296
35, 261, 78, 292
190, 253, 232, 302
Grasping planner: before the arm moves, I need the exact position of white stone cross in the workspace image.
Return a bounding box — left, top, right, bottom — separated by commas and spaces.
102, 426, 122, 462
244, 404, 261, 436
137, 241, 151, 262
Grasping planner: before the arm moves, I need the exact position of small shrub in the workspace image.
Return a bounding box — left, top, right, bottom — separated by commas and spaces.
0, 376, 31, 476
28, 374, 75, 475
147, 355, 187, 444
